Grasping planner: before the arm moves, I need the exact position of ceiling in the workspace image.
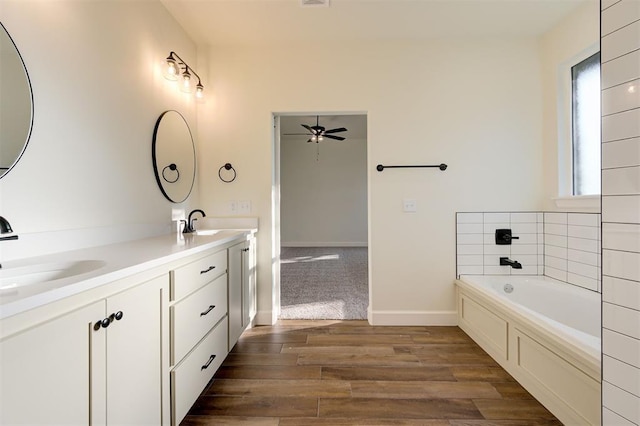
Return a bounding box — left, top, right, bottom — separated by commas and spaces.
161, 0, 590, 47
280, 114, 368, 141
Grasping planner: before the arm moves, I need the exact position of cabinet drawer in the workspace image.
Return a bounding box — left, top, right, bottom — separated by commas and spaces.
171, 317, 228, 425
171, 249, 227, 301
171, 274, 227, 365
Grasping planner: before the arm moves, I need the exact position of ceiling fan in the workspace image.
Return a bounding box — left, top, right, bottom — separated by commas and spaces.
285, 116, 348, 143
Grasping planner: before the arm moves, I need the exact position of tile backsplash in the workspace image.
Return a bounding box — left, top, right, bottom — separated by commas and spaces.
456, 211, 601, 292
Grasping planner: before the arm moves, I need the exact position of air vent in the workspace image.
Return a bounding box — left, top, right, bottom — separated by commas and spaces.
300, 0, 329, 7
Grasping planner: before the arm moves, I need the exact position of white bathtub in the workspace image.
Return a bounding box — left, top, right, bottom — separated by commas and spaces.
455, 275, 601, 426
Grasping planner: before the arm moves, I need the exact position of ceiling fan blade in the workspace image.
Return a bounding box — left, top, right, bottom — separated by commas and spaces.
307, 138, 315, 143
324, 127, 347, 134
301, 124, 315, 134
324, 134, 345, 141
283, 133, 312, 136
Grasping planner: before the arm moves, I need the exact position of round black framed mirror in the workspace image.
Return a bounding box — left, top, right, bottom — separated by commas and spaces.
152, 110, 196, 203
0, 22, 34, 179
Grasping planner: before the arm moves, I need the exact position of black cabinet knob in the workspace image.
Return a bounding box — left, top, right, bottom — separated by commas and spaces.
114, 311, 124, 321
100, 318, 111, 328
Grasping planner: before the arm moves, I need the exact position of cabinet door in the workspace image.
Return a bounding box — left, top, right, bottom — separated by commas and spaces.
244, 235, 257, 325
0, 301, 105, 425
228, 241, 245, 348
105, 275, 167, 426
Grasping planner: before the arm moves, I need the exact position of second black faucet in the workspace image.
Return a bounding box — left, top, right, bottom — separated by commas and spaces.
183, 209, 206, 234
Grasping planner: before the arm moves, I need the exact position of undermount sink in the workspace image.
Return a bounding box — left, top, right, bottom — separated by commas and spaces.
0, 260, 107, 291
195, 229, 220, 236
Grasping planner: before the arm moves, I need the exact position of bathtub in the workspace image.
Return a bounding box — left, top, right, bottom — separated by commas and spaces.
455, 275, 601, 426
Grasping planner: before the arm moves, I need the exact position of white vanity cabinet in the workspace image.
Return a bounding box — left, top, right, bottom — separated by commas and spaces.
0, 274, 168, 426
228, 234, 256, 349
169, 248, 230, 425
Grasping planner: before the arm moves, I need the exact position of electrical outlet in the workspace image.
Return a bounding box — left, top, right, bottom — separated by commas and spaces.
238, 200, 251, 214
403, 199, 417, 213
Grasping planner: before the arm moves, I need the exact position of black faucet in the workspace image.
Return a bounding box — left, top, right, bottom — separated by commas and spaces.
500, 257, 522, 269
0, 216, 18, 241
183, 209, 206, 234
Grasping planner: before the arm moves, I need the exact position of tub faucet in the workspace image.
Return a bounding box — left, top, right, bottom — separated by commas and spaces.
183, 209, 206, 233
0, 216, 18, 241
500, 257, 522, 269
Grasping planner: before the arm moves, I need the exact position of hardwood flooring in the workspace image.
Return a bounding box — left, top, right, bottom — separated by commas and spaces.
181, 320, 562, 426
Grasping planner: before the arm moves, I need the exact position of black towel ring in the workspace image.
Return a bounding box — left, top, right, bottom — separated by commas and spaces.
218, 163, 237, 183
162, 163, 180, 183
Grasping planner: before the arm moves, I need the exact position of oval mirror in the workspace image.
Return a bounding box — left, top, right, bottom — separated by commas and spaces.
152, 110, 196, 203
0, 22, 34, 179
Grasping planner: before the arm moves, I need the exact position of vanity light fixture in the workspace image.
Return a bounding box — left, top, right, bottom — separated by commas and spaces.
164, 51, 204, 99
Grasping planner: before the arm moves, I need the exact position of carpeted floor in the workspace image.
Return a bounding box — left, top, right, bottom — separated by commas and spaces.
279, 247, 368, 320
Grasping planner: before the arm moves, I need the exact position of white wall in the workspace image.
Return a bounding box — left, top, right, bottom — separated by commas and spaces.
539, 1, 600, 210
600, 0, 640, 423
280, 134, 367, 247
198, 39, 544, 325
0, 1, 200, 261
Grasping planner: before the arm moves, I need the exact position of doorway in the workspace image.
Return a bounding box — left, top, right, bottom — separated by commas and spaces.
273, 113, 369, 320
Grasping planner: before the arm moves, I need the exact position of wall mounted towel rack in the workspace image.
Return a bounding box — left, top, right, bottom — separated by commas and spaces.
376, 163, 447, 172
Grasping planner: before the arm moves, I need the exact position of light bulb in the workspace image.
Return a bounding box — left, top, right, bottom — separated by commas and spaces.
195, 83, 204, 99
164, 57, 179, 81
181, 70, 193, 93
318, 135, 324, 141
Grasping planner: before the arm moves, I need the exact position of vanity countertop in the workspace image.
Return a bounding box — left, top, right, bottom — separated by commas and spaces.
0, 229, 254, 320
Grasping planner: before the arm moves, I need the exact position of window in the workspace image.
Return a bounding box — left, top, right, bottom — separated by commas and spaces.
571, 52, 601, 196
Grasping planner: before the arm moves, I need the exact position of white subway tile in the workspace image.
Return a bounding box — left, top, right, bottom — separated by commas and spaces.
484, 245, 511, 255
568, 249, 599, 266
512, 266, 539, 275
568, 236, 600, 253
568, 225, 600, 240
483, 234, 495, 245
457, 223, 483, 234
545, 255, 568, 271
604, 249, 640, 282
511, 244, 538, 255
457, 255, 483, 266
484, 212, 510, 223
567, 273, 599, 291
537, 266, 544, 275
545, 223, 568, 236
603, 408, 635, 426
537, 213, 544, 223
603, 166, 640, 196
568, 213, 601, 227
510, 212, 538, 223
602, 108, 640, 142
602, 20, 640, 63
604, 354, 640, 397
603, 275, 640, 311
457, 245, 483, 255
602, 0, 640, 37
603, 328, 640, 367
603, 381, 640, 425
537, 222, 544, 234
484, 266, 509, 275
603, 138, 640, 169
457, 265, 484, 275
457, 233, 484, 245
603, 49, 640, 90
484, 255, 505, 266
544, 212, 568, 224
515, 255, 538, 266
511, 223, 538, 234
545, 234, 568, 248
546, 245, 568, 260
603, 223, 640, 252
602, 79, 640, 115
604, 303, 640, 340
602, 195, 640, 223
457, 212, 483, 223
483, 223, 510, 234
568, 261, 600, 279
545, 267, 568, 282
513, 233, 537, 244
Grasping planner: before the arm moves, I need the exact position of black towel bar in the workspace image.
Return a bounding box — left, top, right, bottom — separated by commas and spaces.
376, 163, 447, 172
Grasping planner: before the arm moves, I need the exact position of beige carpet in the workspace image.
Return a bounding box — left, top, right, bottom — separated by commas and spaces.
279, 247, 368, 320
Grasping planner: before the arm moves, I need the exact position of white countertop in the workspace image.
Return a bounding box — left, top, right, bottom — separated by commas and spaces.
0, 229, 254, 320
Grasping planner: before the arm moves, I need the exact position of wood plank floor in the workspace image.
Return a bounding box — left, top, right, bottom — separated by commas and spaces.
181, 320, 562, 425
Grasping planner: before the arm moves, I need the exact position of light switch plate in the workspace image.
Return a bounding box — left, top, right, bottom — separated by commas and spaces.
230, 200, 238, 214
403, 199, 417, 212
239, 200, 251, 214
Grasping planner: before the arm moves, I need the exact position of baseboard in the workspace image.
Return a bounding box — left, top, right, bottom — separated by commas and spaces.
255, 310, 278, 326
368, 308, 458, 326
281, 242, 368, 247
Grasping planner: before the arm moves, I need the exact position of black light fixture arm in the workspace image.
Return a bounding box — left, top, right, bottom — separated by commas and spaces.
167, 51, 203, 87
376, 163, 448, 172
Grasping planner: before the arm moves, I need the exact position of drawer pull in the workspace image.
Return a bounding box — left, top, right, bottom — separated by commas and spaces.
201, 354, 216, 370
200, 265, 216, 274
200, 305, 216, 316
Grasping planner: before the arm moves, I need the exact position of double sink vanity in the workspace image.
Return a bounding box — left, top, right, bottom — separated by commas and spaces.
0, 224, 256, 425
